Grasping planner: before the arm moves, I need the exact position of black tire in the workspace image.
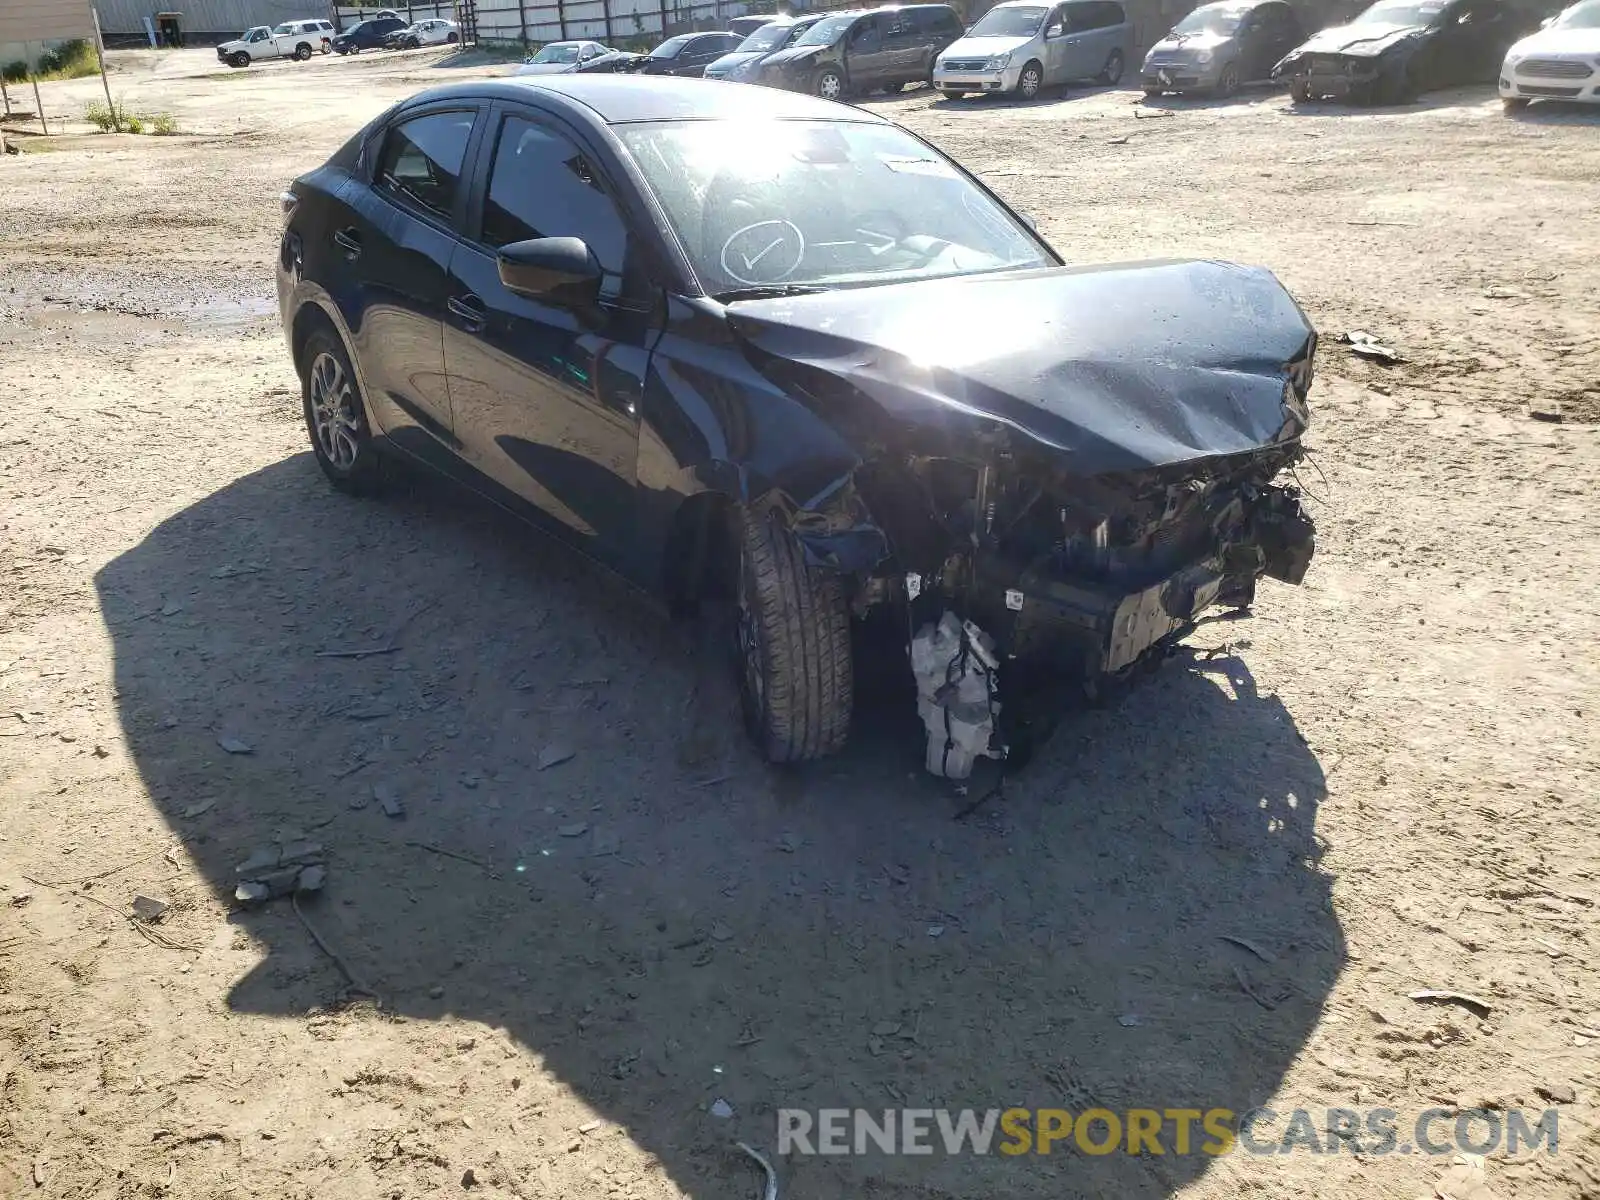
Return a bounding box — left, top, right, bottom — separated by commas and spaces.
230, 52, 250, 68
300, 326, 386, 494
294, 42, 312, 60
1375, 69, 1414, 104
1215, 60, 1240, 97
815, 66, 844, 100
1502, 96, 1529, 112
1098, 49, 1124, 85
337, 46, 350, 55
881, 80, 905, 93
1142, 85, 1162, 97
733, 508, 853, 763
943, 89, 966, 99
320, 41, 331, 54
447, 32, 459, 43
1289, 79, 1311, 102
1015, 60, 1043, 98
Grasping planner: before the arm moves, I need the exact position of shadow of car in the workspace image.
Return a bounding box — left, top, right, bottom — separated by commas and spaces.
97, 443, 1341, 1197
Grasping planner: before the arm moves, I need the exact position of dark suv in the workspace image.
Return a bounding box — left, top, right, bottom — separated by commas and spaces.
333, 16, 408, 53
756, 5, 964, 99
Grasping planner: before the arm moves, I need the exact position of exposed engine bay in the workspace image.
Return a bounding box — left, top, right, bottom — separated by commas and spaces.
849, 435, 1316, 778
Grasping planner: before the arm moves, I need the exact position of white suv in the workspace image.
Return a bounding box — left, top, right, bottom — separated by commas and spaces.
217, 20, 334, 67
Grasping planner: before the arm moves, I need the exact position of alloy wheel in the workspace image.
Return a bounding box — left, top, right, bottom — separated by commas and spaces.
309, 351, 360, 470
1019, 64, 1041, 98
818, 70, 842, 100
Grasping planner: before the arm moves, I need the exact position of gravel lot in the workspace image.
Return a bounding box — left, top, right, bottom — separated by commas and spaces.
1, 46, 1597, 1200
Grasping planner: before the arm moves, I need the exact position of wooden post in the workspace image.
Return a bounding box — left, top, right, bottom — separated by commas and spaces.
91, 9, 121, 132
658, 0, 668, 35
604, 0, 614, 42
26, 45, 48, 136
1, 76, 11, 119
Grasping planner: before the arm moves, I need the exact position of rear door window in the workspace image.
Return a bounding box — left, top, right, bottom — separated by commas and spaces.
375, 110, 476, 222
1092, 1, 1126, 27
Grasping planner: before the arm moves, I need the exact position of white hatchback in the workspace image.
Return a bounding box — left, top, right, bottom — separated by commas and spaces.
1499, 0, 1600, 109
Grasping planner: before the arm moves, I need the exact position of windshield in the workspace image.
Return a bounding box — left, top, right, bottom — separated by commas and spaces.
1172, 4, 1247, 34
795, 13, 857, 45
1351, 0, 1447, 24
530, 42, 583, 62
738, 22, 795, 51
653, 34, 692, 56
968, 6, 1048, 36
1553, 0, 1600, 25
618, 120, 1050, 295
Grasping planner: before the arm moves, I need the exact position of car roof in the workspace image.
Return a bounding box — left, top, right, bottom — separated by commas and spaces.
401, 76, 891, 125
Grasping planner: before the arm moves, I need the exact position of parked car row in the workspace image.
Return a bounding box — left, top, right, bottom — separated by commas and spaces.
217, 11, 459, 67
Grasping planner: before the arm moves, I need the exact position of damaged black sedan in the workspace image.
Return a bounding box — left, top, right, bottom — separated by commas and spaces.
277, 77, 1317, 775
1273, 0, 1523, 102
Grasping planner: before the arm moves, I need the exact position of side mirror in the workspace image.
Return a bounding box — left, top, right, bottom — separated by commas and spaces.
1539, 14, 1554, 25
498, 237, 603, 307
1045, 23, 1064, 37
1018, 212, 1038, 231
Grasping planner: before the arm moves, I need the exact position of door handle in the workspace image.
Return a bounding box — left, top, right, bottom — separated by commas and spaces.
447, 294, 486, 330
333, 227, 362, 258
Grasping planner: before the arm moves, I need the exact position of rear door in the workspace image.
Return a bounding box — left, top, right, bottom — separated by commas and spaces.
442, 105, 657, 570
1058, 1, 1098, 77
882, 11, 923, 82
1245, 3, 1302, 78
1043, 4, 1072, 82
339, 105, 481, 458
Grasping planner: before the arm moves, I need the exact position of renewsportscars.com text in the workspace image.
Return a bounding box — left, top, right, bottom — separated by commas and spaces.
777, 1107, 1560, 1157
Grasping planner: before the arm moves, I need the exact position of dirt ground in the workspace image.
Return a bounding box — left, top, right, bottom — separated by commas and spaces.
2, 45, 1598, 1200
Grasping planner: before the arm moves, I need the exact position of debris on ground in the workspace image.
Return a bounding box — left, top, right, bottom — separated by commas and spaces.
710, 1098, 735, 1119
1408, 989, 1493, 1018
538, 744, 575, 770
558, 823, 588, 838
130, 895, 169, 923
234, 840, 328, 905
1221, 934, 1278, 963
1338, 330, 1403, 364
373, 782, 404, 819
216, 735, 253, 755
1534, 1083, 1576, 1104
1117, 1013, 1142, 1027
1527, 400, 1563, 423
180, 798, 215, 819
1421, 1152, 1498, 1200
460, 1166, 478, 1187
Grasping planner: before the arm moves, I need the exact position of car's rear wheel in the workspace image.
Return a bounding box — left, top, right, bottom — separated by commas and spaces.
447, 32, 459, 43
229, 52, 250, 68
881, 80, 905, 93
1098, 49, 1124, 85
294, 42, 312, 60
815, 67, 844, 100
732, 507, 853, 763
1215, 61, 1240, 96
301, 327, 386, 494
320, 41, 331, 54
1015, 60, 1043, 98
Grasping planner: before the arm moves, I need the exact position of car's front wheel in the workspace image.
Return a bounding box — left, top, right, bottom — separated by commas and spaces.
1289, 79, 1311, 102
1502, 95, 1529, 112
1215, 61, 1240, 96
1015, 60, 1043, 98
301, 327, 386, 493
815, 67, 844, 100
1099, 49, 1124, 85
229, 52, 250, 68
942, 88, 966, 99
732, 507, 853, 763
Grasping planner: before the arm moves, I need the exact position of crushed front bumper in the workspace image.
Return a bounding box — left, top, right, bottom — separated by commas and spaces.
1292, 56, 1383, 98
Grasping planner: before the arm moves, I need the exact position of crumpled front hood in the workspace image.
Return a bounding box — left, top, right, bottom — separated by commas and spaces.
762, 45, 825, 68
725, 260, 1315, 475
1291, 21, 1427, 56
1509, 26, 1600, 55
219, 39, 247, 51
515, 60, 578, 74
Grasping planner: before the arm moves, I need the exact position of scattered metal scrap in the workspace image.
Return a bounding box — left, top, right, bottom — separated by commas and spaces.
1338, 330, 1402, 365
234, 839, 326, 904
1408, 989, 1493, 1019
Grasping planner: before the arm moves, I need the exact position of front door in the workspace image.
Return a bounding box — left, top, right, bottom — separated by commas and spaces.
844, 15, 892, 88
442, 109, 654, 568
342, 106, 478, 455
1043, 5, 1072, 82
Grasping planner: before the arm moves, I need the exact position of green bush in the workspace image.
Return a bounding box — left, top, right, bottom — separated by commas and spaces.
2, 60, 27, 83
85, 99, 125, 131
125, 113, 146, 134
150, 112, 177, 135
37, 39, 99, 81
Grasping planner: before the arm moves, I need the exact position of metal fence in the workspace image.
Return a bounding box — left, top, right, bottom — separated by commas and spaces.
472, 0, 777, 46
334, 2, 459, 25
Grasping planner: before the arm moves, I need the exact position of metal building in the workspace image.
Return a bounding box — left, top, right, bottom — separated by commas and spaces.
91, 0, 342, 44
0, 0, 95, 68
